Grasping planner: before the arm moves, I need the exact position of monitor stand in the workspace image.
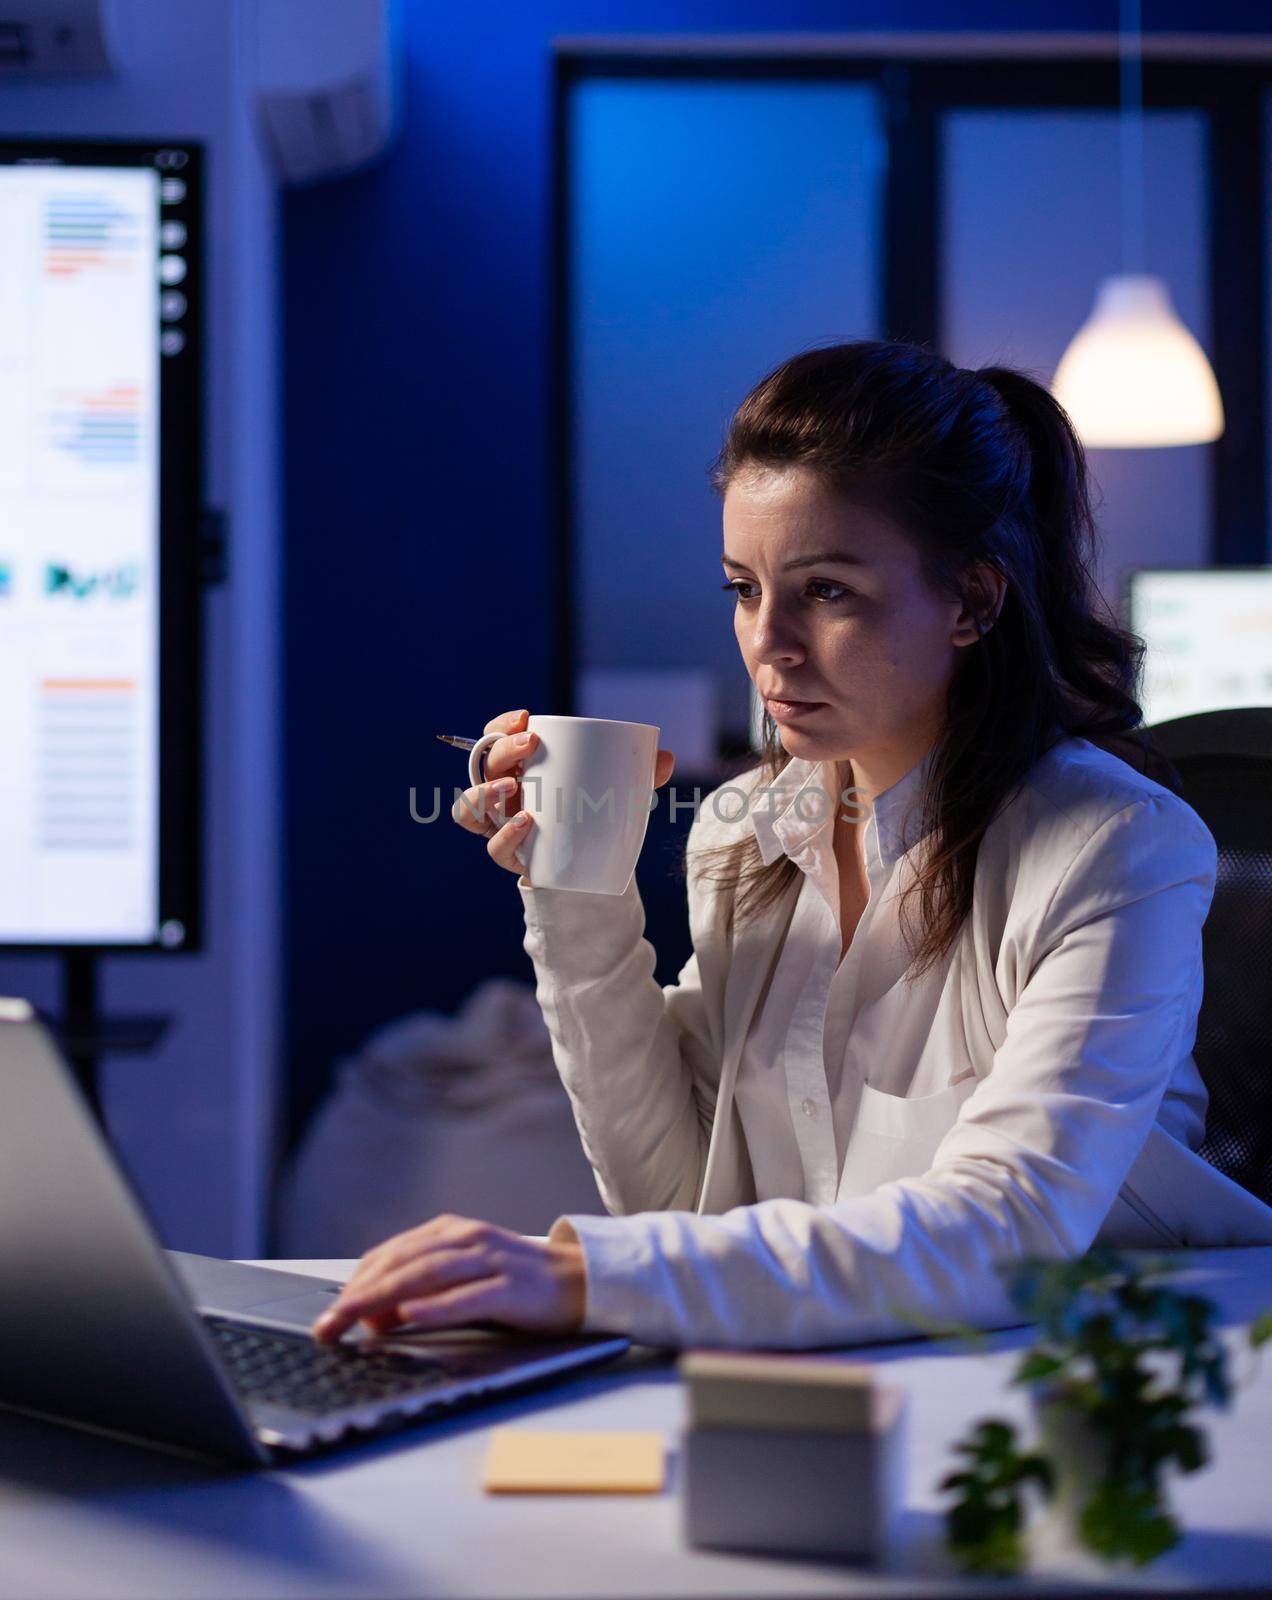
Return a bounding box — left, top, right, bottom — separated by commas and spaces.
52, 949, 170, 1123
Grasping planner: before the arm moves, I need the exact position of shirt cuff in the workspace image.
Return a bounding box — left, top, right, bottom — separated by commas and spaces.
548, 1211, 668, 1343
518, 873, 646, 979
518, 872, 641, 912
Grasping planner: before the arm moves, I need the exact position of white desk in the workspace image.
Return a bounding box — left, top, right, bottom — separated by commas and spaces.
2, 1250, 1271, 1599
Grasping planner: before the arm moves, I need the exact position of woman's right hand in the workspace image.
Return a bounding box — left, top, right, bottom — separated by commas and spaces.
451, 708, 676, 877
450, 708, 542, 875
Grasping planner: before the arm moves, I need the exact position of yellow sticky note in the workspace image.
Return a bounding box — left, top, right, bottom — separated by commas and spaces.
482, 1428, 665, 1494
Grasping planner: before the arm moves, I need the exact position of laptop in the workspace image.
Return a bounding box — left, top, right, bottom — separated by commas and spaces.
0, 998, 631, 1466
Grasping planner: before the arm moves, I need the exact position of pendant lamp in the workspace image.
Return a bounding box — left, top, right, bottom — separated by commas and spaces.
1051, 0, 1224, 448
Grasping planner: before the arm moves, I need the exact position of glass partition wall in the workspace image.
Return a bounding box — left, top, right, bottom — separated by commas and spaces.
567, 78, 885, 764
555, 45, 1270, 776
943, 108, 1211, 606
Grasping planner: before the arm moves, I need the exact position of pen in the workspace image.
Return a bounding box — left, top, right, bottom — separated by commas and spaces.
436, 733, 480, 751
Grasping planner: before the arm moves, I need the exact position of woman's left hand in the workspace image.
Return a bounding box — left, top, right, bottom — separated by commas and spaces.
310, 1214, 586, 1343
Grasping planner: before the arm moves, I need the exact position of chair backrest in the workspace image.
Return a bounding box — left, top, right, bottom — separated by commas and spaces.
1145, 708, 1272, 1206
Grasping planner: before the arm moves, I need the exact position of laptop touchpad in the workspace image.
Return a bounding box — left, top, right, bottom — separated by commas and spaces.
235, 1289, 346, 1327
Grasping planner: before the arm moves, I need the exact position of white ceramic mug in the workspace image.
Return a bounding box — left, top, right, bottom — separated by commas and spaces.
467, 714, 660, 894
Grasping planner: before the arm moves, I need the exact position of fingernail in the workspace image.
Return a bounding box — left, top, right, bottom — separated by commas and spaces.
492, 776, 516, 793
515, 732, 532, 748
513, 811, 530, 827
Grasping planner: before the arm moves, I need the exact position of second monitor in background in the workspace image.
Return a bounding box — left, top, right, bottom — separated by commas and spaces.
1126, 567, 1272, 726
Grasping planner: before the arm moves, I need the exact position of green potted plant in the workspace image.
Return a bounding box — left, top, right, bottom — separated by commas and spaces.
937, 1248, 1272, 1576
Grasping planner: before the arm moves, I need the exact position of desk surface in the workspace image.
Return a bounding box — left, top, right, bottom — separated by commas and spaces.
2, 1250, 1271, 1599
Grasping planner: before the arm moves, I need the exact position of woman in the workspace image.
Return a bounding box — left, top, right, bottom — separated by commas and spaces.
314, 340, 1272, 1351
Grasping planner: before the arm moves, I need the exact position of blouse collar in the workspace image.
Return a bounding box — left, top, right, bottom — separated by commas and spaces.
749, 743, 937, 880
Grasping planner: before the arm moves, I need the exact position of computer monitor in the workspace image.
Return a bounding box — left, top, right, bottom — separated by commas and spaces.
1125, 566, 1272, 727
0, 139, 202, 950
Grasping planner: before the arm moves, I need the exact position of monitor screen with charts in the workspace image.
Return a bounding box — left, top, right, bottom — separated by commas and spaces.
1126, 566, 1272, 728
0, 140, 201, 949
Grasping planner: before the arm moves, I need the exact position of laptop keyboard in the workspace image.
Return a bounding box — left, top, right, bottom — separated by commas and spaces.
201, 1315, 454, 1415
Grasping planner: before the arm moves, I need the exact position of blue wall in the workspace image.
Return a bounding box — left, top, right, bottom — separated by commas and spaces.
281, 0, 1270, 1149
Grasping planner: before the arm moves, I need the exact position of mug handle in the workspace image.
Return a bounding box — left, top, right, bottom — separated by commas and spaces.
466, 728, 531, 878
466, 730, 505, 790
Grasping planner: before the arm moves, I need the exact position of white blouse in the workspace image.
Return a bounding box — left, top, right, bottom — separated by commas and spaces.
519, 736, 1272, 1350
736, 747, 978, 1207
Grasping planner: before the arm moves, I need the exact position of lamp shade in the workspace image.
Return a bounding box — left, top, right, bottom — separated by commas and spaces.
1051, 274, 1224, 447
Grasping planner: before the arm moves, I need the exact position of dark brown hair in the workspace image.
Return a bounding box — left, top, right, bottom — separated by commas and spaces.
696, 339, 1149, 979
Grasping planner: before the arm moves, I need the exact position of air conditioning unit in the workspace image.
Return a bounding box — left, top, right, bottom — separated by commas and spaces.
0, 0, 121, 75
252, 0, 402, 186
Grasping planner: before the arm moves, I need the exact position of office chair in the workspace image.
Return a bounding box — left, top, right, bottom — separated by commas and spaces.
1143, 708, 1272, 1207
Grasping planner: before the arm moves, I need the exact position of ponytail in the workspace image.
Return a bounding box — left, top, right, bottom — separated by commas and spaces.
974, 365, 1144, 743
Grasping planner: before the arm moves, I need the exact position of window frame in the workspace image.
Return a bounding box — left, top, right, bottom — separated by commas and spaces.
552, 38, 1271, 712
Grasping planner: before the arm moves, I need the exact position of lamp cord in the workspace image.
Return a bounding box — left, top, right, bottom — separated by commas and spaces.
1118, 0, 1148, 277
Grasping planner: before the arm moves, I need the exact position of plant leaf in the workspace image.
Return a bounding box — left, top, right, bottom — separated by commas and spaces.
1015, 1350, 1066, 1385
1079, 1481, 1180, 1566
1250, 1311, 1272, 1350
